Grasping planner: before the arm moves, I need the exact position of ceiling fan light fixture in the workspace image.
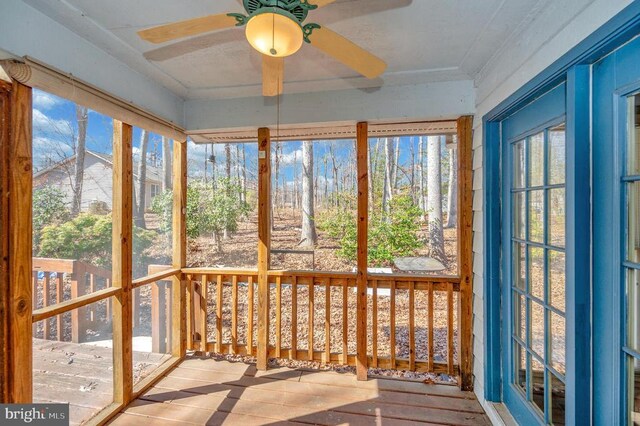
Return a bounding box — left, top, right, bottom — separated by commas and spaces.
245, 10, 303, 58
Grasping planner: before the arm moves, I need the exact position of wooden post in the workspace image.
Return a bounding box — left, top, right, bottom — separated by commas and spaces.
457, 115, 474, 391
70, 262, 86, 343
172, 139, 187, 358
356, 122, 369, 381
151, 281, 167, 353
257, 127, 271, 371
0, 81, 9, 402
6, 81, 33, 402
112, 120, 133, 405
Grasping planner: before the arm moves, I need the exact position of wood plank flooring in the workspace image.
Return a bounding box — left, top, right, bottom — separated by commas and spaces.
109, 356, 490, 425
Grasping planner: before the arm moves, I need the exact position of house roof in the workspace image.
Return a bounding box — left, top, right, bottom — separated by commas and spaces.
34, 150, 163, 183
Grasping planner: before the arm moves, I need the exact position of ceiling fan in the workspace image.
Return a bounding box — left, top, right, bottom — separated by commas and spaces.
138, 0, 387, 97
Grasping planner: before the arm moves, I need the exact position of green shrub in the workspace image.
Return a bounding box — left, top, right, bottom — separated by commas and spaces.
318, 194, 422, 266
33, 186, 70, 251
39, 213, 155, 268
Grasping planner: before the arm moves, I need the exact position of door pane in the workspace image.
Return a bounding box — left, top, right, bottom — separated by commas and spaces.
531, 301, 545, 357
629, 95, 640, 176
550, 373, 566, 425
529, 246, 545, 301
529, 190, 545, 243
628, 355, 640, 426
514, 242, 526, 291
514, 140, 526, 189
549, 188, 566, 248
549, 125, 566, 185
514, 292, 526, 341
515, 341, 527, 394
628, 182, 640, 264
513, 191, 526, 240
532, 357, 546, 414
551, 311, 566, 375
549, 250, 566, 313
628, 268, 640, 352
529, 133, 545, 187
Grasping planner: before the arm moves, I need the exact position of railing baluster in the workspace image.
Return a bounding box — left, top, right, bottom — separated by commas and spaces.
342, 279, 348, 365
186, 275, 193, 350
372, 279, 378, 368
428, 281, 434, 372
291, 276, 297, 360
216, 275, 223, 353
390, 279, 396, 370
32, 271, 38, 337
447, 282, 454, 375
232, 275, 238, 354
56, 272, 64, 341
247, 276, 254, 355
89, 273, 95, 324
42, 273, 51, 339
308, 279, 314, 361
409, 281, 415, 371
325, 279, 330, 363
201, 275, 208, 353
276, 276, 281, 358
193, 278, 202, 350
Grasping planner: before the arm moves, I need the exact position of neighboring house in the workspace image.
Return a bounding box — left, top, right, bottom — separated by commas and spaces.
33, 150, 163, 212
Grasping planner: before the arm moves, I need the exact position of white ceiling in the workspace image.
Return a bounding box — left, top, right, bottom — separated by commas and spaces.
22, 0, 547, 101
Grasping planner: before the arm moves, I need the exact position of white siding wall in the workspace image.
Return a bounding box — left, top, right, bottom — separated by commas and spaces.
471, 0, 633, 418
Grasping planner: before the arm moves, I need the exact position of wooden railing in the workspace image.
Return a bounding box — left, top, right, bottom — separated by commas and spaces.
32, 257, 112, 342
183, 268, 460, 375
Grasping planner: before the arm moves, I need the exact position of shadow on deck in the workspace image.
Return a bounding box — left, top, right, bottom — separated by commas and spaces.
109, 356, 489, 425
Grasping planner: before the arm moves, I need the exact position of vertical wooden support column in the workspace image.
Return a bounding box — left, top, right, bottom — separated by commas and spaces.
0, 81, 10, 402
457, 115, 474, 390
112, 120, 133, 405
172, 139, 187, 358
7, 81, 32, 402
257, 127, 271, 371
356, 122, 369, 381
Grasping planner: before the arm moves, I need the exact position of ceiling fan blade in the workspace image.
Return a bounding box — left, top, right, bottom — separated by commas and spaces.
263, 55, 284, 97
307, 26, 386, 79
138, 13, 238, 44
309, 0, 338, 7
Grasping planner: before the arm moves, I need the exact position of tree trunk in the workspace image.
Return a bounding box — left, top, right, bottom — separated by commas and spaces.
392, 137, 400, 189
329, 144, 339, 207
323, 155, 328, 209
410, 137, 416, 203
135, 129, 149, 229
300, 141, 317, 247
71, 105, 88, 217
445, 146, 458, 228
242, 143, 247, 205
427, 136, 446, 264
418, 136, 426, 222
382, 137, 393, 218
224, 143, 231, 239
162, 137, 172, 192
236, 144, 241, 200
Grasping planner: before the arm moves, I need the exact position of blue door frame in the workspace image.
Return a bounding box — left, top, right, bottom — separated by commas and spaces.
483, 2, 640, 424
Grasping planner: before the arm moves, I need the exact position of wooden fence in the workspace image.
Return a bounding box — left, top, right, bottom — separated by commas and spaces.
183, 268, 460, 375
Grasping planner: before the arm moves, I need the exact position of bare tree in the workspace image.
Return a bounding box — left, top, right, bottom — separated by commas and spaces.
427, 136, 446, 264
418, 137, 427, 222
392, 137, 400, 190
162, 137, 172, 192
382, 138, 394, 218
135, 129, 149, 229
70, 105, 88, 217
410, 137, 416, 203
300, 140, 317, 247
224, 143, 231, 239
329, 143, 339, 207
445, 145, 458, 228
242, 144, 247, 205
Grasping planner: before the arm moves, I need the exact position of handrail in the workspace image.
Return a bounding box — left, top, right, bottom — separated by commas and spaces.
32, 287, 121, 323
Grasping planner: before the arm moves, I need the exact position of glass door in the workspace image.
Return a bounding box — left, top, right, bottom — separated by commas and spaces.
501, 83, 567, 425
593, 35, 640, 425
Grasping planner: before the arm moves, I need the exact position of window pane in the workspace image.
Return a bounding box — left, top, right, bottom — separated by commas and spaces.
628, 355, 640, 425
628, 182, 640, 264
514, 140, 526, 189
531, 356, 545, 414
628, 268, 640, 352
529, 190, 545, 243
628, 94, 640, 176
549, 250, 566, 313
549, 124, 566, 185
531, 301, 545, 358
550, 311, 566, 375
550, 373, 566, 425
529, 246, 544, 301
513, 191, 526, 240
549, 188, 566, 248
132, 128, 173, 280
529, 133, 545, 187
513, 242, 526, 291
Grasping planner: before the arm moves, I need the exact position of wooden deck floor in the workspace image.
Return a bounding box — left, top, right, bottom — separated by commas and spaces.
109, 357, 490, 426
33, 338, 171, 425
